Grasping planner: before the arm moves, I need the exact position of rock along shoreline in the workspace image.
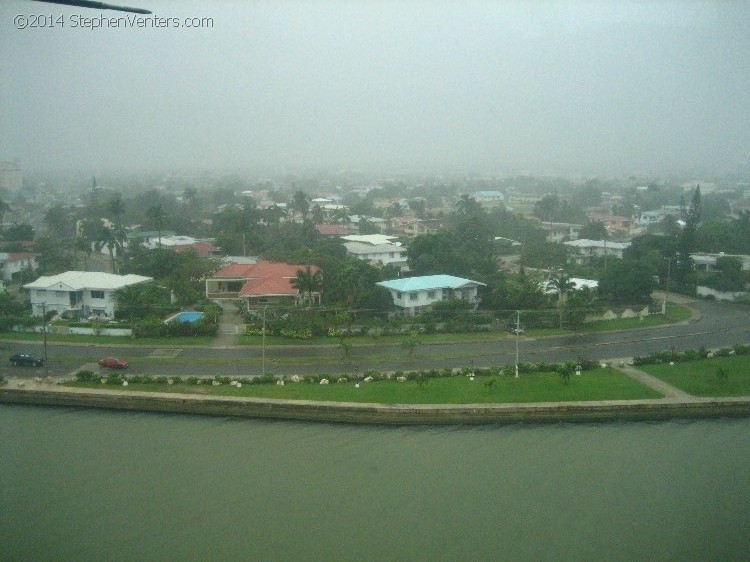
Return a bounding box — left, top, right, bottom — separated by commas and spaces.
1, 384, 749, 425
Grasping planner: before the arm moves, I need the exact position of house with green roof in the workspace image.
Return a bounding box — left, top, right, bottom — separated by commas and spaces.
376, 275, 485, 316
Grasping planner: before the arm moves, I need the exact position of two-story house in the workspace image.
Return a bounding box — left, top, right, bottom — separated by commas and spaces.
24, 271, 152, 319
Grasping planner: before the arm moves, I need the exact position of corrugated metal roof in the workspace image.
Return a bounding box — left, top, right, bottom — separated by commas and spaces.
377, 275, 485, 292
24, 271, 152, 291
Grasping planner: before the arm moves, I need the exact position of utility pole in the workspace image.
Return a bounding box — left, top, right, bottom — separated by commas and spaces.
515, 310, 520, 379
261, 305, 267, 377
663, 257, 673, 318
38, 302, 49, 377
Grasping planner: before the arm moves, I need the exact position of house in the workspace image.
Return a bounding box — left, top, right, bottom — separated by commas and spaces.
587, 214, 634, 235
0, 252, 37, 281
540, 222, 582, 243
564, 239, 631, 264
142, 235, 219, 257
376, 275, 486, 316
542, 277, 599, 295
24, 271, 152, 319
205, 260, 320, 309
343, 241, 407, 270
348, 215, 388, 234
473, 191, 505, 208
390, 217, 443, 237
691, 253, 750, 272
315, 224, 349, 237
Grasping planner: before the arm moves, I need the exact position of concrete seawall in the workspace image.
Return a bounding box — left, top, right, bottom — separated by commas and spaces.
2, 386, 749, 425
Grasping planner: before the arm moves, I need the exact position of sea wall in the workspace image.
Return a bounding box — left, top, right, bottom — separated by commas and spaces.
1, 386, 749, 425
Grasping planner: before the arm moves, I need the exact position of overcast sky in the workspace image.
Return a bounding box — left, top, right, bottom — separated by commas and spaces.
1, 1, 748, 176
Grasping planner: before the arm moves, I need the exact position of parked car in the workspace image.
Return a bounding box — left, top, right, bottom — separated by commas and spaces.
98, 357, 128, 369
505, 324, 525, 335
9, 353, 44, 367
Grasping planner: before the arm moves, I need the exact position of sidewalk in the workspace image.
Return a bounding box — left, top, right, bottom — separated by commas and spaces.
211, 302, 242, 348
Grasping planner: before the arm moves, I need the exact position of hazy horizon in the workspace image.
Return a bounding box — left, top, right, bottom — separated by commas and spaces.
2, 1, 749, 177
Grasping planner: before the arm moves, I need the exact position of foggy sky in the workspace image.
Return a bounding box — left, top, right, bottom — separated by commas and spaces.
1, 1, 748, 176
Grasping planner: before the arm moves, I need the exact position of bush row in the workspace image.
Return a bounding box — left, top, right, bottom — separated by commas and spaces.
632, 344, 750, 366
74, 358, 602, 386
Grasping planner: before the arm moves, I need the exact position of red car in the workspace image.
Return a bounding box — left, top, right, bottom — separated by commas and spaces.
98, 357, 128, 369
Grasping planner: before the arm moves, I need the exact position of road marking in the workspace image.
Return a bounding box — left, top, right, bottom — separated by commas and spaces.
149, 348, 183, 358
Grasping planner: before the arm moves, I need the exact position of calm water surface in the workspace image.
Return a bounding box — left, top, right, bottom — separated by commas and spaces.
1, 406, 748, 561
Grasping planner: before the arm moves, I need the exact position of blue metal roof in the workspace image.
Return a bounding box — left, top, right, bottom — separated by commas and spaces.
376, 275, 485, 292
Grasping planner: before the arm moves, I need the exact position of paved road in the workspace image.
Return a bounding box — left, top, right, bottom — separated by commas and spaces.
2, 298, 748, 380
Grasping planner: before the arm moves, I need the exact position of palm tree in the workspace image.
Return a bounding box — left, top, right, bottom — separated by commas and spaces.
106, 193, 126, 227
291, 190, 310, 220
548, 270, 576, 328
146, 204, 167, 248
291, 266, 323, 305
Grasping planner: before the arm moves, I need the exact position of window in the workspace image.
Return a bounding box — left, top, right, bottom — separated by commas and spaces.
427, 290, 435, 299
409, 292, 418, 301
91, 290, 104, 299
396, 292, 402, 299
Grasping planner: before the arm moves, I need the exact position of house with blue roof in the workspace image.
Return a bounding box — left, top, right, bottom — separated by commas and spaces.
376, 275, 486, 316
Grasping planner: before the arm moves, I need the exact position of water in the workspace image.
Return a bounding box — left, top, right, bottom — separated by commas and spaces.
1, 406, 748, 561
165, 311, 204, 323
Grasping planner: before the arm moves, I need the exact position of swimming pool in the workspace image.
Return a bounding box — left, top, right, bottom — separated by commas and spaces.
164, 311, 204, 324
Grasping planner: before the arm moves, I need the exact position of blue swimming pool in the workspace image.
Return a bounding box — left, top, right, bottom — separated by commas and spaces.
164, 311, 204, 324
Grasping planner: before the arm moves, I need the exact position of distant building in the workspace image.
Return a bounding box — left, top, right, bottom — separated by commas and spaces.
24, 271, 152, 319
0, 252, 37, 281
564, 239, 631, 264
587, 214, 634, 235
0, 159, 22, 191
473, 191, 505, 208
142, 235, 218, 258
541, 222, 582, 243
691, 253, 750, 272
377, 275, 485, 316
343, 240, 407, 270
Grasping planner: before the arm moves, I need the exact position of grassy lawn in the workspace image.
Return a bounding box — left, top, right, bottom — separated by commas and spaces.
638, 355, 750, 397
0, 332, 216, 346
66, 368, 662, 404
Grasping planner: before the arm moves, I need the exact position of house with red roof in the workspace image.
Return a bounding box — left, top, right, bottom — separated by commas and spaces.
205, 260, 320, 309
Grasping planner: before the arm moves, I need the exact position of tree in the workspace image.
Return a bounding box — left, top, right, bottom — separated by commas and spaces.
146, 204, 167, 248
115, 282, 171, 327
290, 190, 310, 220
674, 186, 701, 294
291, 266, 322, 305
579, 221, 608, 241
0, 198, 10, 232
599, 260, 656, 304
547, 270, 575, 327
106, 193, 126, 227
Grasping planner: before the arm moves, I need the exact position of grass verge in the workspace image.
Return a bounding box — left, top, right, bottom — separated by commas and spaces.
65, 368, 662, 404
638, 355, 750, 397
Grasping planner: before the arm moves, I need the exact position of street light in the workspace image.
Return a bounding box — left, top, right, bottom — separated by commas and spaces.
514, 309, 520, 379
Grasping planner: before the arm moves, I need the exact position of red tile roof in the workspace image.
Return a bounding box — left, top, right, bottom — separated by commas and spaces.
172, 242, 218, 258
213, 260, 319, 298
315, 224, 349, 236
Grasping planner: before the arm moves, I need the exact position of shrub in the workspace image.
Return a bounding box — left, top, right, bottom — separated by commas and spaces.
75, 370, 99, 383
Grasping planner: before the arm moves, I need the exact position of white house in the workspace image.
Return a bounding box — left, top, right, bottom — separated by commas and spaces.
376, 275, 485, 316
24, 271, 152, 319
343, 241, 407, 269
564, 239, 631, 264
0, 252, 37, 281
